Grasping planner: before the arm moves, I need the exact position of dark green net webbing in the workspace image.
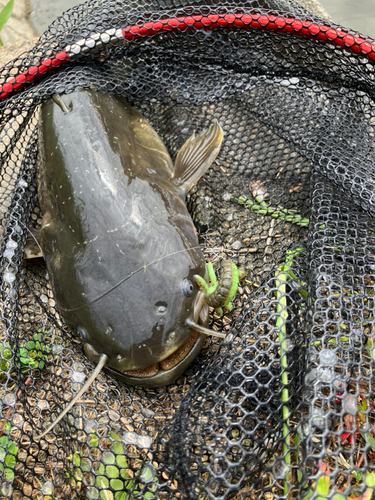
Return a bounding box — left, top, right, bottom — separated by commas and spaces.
1, 0, 375, 498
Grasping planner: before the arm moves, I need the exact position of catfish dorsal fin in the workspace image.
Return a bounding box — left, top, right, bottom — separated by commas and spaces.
171, 121, 223, 197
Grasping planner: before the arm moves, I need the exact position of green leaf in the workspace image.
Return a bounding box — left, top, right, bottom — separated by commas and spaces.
352, 470, 362, 483
302, 484, 315, 500
102, 452, 115, 464
100, 490, 113, 500
0, 0, 13, 32
361, 432, 375, 449
73, 452, 80, 467
124, 479, 133, 489
113, 441, 124, 455
96, 463, 105, 475
2, 349, 12, 360
366, 471, 375, 487
358, 399, 367, 412
0, 421, 11, 433
316, 474, 330, 496
89, 434, 99, 447
115, 493, 127, 500
5, 454, 16, 468
0, 360, 10, 372
286, 270, 298, 280
0, 435, 9, 446
110, 479, 124, 491
296, 469, 303, 483
87, 487, 100, 499
96, 476, 109, 488
81, 458, 92, 472
3, 467, 14, 481
120, 467, 131, 480
7, 442, 18, 455
106, 465, 119, 478
75, 468, 83, 481
139, 464, 156, 483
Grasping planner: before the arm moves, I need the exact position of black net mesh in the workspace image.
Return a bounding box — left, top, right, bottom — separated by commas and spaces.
1, 0, 375, 498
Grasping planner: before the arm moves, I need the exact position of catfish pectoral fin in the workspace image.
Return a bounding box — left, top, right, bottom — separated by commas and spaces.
186, 318, 226, 338
171, 120, 223, 196
35, 353, 108, 440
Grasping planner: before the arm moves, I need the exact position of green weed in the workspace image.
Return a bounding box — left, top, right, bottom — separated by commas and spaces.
0, 0, 14, 46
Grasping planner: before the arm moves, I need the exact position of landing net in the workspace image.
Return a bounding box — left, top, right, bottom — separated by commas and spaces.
1, 0, 375, 498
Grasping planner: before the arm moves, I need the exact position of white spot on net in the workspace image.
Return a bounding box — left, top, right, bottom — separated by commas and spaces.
4, 272, 15, 284
72, 371, 86, 384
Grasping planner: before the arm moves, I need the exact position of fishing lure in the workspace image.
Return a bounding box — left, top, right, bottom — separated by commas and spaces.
194, 260, 246, 316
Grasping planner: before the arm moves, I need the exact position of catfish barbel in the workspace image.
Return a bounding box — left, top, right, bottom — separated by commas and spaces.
34, 90, 242, 438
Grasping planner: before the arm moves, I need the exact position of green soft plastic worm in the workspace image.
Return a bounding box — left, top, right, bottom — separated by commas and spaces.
194, 260, 246, 316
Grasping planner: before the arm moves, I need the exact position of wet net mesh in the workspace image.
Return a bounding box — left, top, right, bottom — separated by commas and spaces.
1, 0, 375, 498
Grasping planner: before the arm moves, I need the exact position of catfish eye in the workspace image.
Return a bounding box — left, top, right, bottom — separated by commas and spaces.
183, 279, 194, 297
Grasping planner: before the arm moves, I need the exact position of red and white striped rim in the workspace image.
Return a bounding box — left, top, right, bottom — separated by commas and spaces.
1, 11, 375, 101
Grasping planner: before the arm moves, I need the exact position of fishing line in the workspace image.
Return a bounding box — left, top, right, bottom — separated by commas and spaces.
58, 244, 204, 313
8, 213, 44, 257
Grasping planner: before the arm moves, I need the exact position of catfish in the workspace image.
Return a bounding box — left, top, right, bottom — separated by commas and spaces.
34, 90, 242, 438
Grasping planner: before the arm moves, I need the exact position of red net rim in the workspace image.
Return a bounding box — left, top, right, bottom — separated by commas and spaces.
1, 10, 374, 100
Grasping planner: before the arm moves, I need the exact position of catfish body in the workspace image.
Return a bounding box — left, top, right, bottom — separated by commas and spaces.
37, 90, 222, 386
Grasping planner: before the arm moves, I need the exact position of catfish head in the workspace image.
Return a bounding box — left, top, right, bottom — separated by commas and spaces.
75, 231, 211, 387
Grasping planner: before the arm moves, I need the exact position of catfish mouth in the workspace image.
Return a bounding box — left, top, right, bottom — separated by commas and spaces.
104, 290, 210, 387
104, 329, 205, 387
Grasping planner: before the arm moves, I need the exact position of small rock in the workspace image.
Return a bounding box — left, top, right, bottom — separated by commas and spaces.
231, 240, 242, 250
